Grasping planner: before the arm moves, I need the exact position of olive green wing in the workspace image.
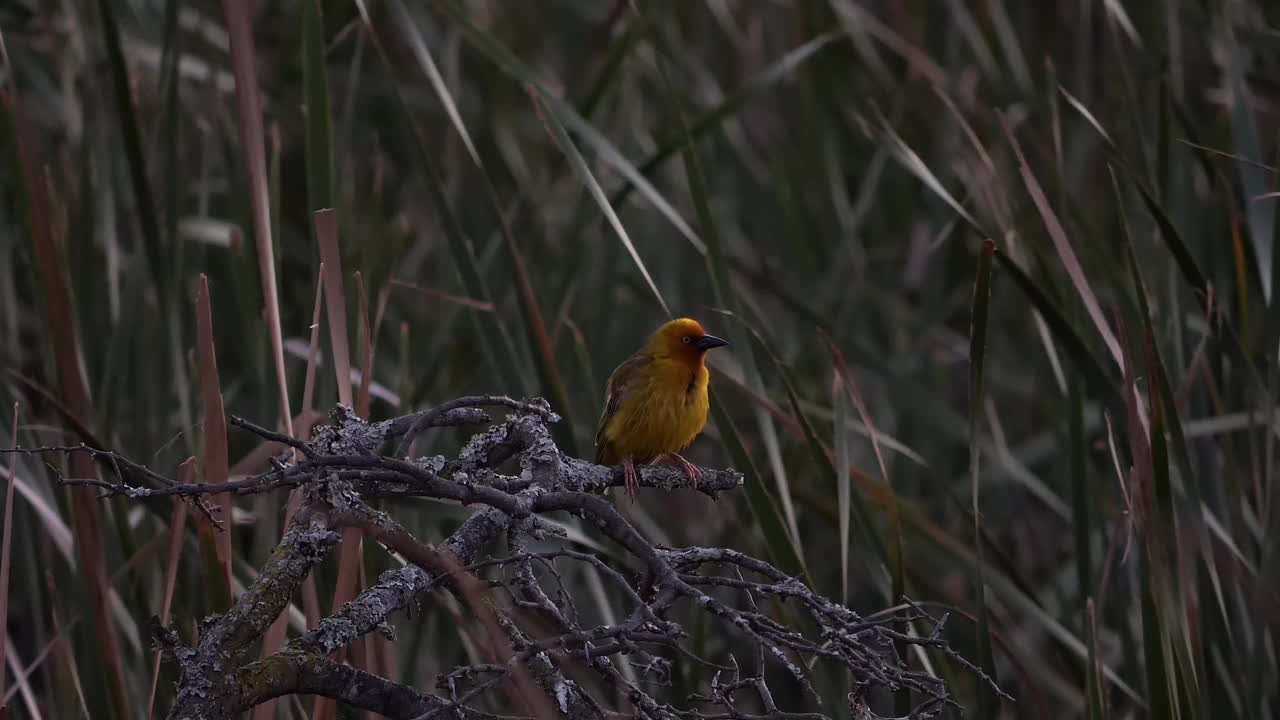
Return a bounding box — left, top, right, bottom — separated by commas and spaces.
594, 353, 652, 463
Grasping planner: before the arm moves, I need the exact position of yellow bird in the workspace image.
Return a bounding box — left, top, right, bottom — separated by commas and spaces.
594, 317, 729, 499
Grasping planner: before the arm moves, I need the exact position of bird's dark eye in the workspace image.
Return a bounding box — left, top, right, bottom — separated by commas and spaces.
682, 336, 692, 344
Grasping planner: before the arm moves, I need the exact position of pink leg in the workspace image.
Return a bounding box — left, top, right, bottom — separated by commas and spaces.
670, 453, 702, 490
623, 458, 639, 502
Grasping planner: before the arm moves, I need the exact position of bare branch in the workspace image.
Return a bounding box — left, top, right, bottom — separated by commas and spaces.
233, 650, 517, 719
17, 395, 993, 719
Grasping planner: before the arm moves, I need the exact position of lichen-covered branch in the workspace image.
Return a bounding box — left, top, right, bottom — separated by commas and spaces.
19, 395, 999, 719
168, 514, 340, 717
232, 649, 513, 719
288, 506, 511, 659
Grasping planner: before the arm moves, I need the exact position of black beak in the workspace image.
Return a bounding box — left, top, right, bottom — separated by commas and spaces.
695, 334, 729, 351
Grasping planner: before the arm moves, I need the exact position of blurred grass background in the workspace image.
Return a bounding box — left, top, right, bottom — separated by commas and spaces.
1, 0, 1279, 718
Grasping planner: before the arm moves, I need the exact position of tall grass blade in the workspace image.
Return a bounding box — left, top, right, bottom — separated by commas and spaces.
821, 333, 897, 538
992, 249, 1123, 415
389, 0, 577, 451
0, 404, 17, 707
530, 92, 670, 317
832, 372, 852, 604
221, 5, 300, 716
823, 331, 910, 712
220, 0, 296, 441
970, 239, 999, 718
610, 27, 845, 207
877, 118, 985, 237
1115, 315, 1178, 720
313, 209, 361, 720
1224, 23, 1274, 304
96, 0, 165, 299
303, 0, 335, 213
196, 275, 232, 591
316, 209, 354, 408
1069, 374, 1093, 618
1, 55, 130, 719
358, 14, 528, 396
1140, 551, 1175, 720
1086, 599, 1108, 720
437, 0, 840, 209
578, 10, 653, 118
146, 458, 192, 720
356, 272, 374, 419
1001, 114, 1122, 368
708, 396, 810, 583
746, 322, 887, 580
293, 266, 327, 631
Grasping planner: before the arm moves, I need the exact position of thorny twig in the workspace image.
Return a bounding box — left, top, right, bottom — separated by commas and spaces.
15, 396, 1002, 719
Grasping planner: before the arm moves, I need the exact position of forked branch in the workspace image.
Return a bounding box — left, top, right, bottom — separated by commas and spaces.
10, 396, 1001, 719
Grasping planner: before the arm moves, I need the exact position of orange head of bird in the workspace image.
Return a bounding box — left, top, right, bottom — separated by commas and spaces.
644, 318, 729, 363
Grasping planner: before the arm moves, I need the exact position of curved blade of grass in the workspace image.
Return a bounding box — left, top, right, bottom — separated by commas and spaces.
828, 0, 947, 86
578, 9, 654, 118
1113, 313, 1183, 719
970, 239, 999, 718
987, 0, 1033, 94
432, 3, 847, 365
878, 116, 986, 237
943, 0, 1002, 82
821, 329, 910, 711
388, 1, 577, 451
1059, 86, 1117, 151
745, 322, 887, 588
821, 332, 905, 606
1132, 181, 1268, 395
1001, 113, 1123, 369
529, 92, 670, 317
1063, 88, 1267, 402
993, 249, 1124, 416
548, 90, 705, 254
1116, 173, 1214, 717
435, 0, 840, 244
360, 19, 528, 396
1112, 171, 1201, 505
608, 27, 844, 210
878, 104, 1123, 421
708, 394, 809, 583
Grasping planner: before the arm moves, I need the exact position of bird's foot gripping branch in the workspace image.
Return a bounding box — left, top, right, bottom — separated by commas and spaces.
25, 396, 1003, 719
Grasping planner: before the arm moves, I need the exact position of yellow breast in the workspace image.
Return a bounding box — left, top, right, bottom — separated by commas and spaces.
602, 359, 710, 463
